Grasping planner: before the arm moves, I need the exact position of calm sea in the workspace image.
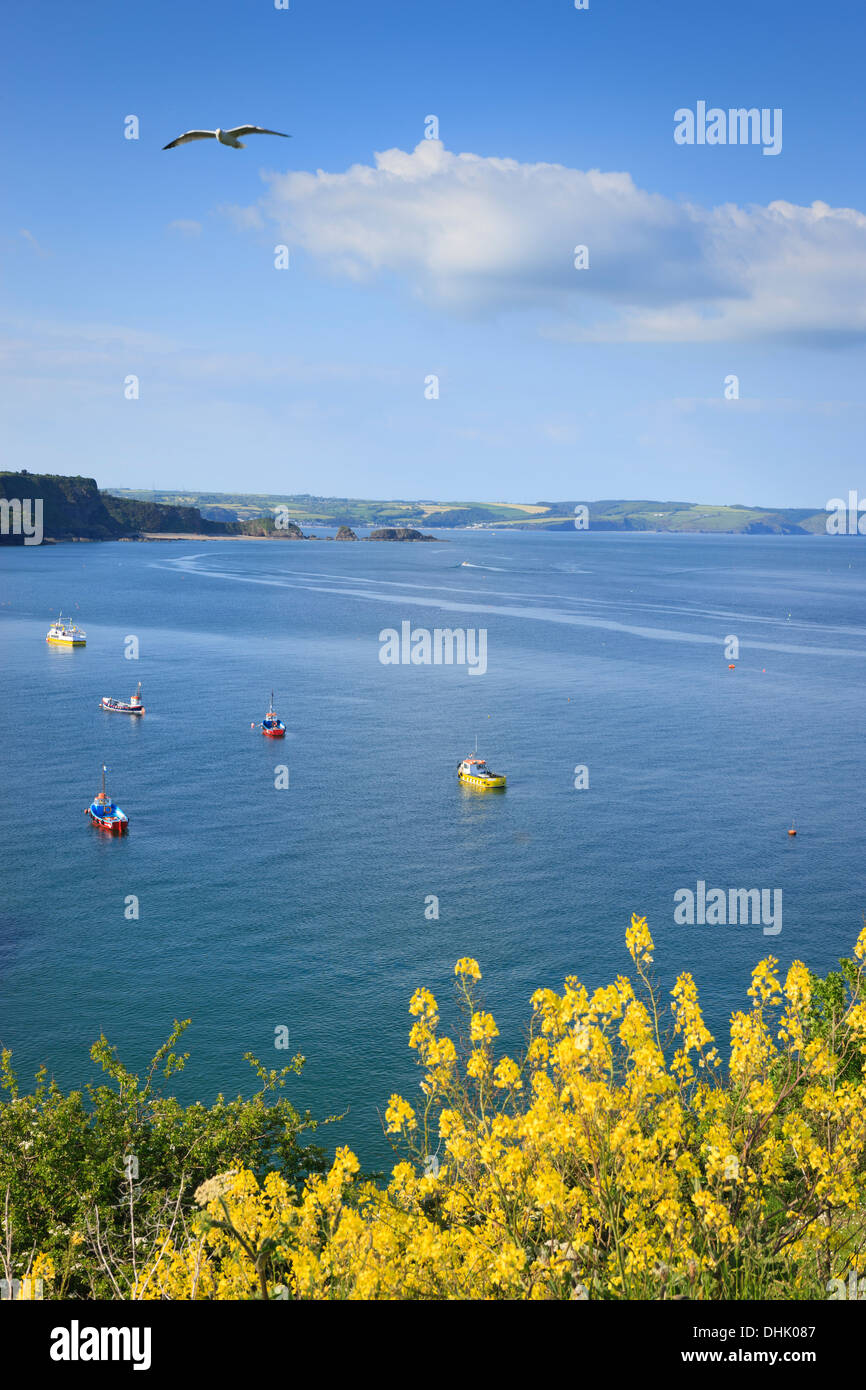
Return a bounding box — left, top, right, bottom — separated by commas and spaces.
1, 530, 864, 1169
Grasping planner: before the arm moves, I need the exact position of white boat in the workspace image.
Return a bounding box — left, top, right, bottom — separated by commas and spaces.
46, 612, 86, 646
100, 682, 145, 715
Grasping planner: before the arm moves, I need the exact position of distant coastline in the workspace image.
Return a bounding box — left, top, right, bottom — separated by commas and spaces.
102, 484, 839, 536
0, 471, 855, 546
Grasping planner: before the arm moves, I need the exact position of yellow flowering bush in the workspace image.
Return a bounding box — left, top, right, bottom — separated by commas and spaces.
136, 915, 866, 1300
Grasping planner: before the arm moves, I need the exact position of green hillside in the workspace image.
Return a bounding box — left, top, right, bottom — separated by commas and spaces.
0, 475, 837, 542
104, 489, 830, 534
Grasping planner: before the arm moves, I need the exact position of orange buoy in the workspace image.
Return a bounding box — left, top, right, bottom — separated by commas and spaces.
728, 663, 736, 669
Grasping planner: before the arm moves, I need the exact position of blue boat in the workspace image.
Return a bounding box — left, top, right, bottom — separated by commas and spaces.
85, 764, 129, 833
253, 690, 286, 738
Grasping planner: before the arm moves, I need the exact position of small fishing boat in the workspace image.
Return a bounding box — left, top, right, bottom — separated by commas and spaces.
253, 691, 286, 738
46, 612, 86, 646
458, 740, 506, 789
100, 682, 145, 715
85, 765, 128, 833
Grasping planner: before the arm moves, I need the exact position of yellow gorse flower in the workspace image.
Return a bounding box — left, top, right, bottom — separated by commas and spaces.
134, 916, 866, 1302
469, 1011, 499, 1044
384, 1094, 417, 1134
626, 913, 654, 966
455, 957, 482, 980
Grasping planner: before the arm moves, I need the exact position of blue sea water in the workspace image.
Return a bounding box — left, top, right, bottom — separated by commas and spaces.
1, 530, 864, 1170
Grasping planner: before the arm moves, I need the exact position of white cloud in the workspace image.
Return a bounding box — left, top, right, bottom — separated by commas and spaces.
20, 228, 50, 256
168, 219, 203, 237
236, 140, 866, 343
0, 317, 402, 392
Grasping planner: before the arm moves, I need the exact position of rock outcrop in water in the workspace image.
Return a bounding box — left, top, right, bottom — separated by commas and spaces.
365, 527, 439, 542
335, 526, 358, 540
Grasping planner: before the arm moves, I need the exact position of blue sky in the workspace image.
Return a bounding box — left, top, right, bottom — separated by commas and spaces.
2, 0, 864, 505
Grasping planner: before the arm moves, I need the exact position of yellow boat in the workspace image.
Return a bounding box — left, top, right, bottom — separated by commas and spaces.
46, 612, 86, 646
457, 754, 506, 789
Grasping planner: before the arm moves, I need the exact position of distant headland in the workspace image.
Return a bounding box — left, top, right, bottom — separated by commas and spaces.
102, 485, 838, 535
0, 472, 845, 545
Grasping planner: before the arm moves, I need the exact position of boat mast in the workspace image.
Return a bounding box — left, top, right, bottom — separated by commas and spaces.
101, 763, 106, 798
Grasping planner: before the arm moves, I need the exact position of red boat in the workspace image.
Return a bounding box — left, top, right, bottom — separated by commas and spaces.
253, 691, 286, 738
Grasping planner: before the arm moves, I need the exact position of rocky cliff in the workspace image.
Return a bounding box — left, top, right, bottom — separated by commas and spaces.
0, 472, 231, 543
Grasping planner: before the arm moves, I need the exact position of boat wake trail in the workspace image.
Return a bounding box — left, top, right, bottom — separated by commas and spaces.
150, 552, 866, 660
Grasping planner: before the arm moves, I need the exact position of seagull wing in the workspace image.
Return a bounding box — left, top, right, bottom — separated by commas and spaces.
162, 130, 217, 150
224, 126, 291, 140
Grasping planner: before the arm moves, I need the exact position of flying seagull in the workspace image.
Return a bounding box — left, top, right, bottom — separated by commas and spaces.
163, 125, 291, 150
